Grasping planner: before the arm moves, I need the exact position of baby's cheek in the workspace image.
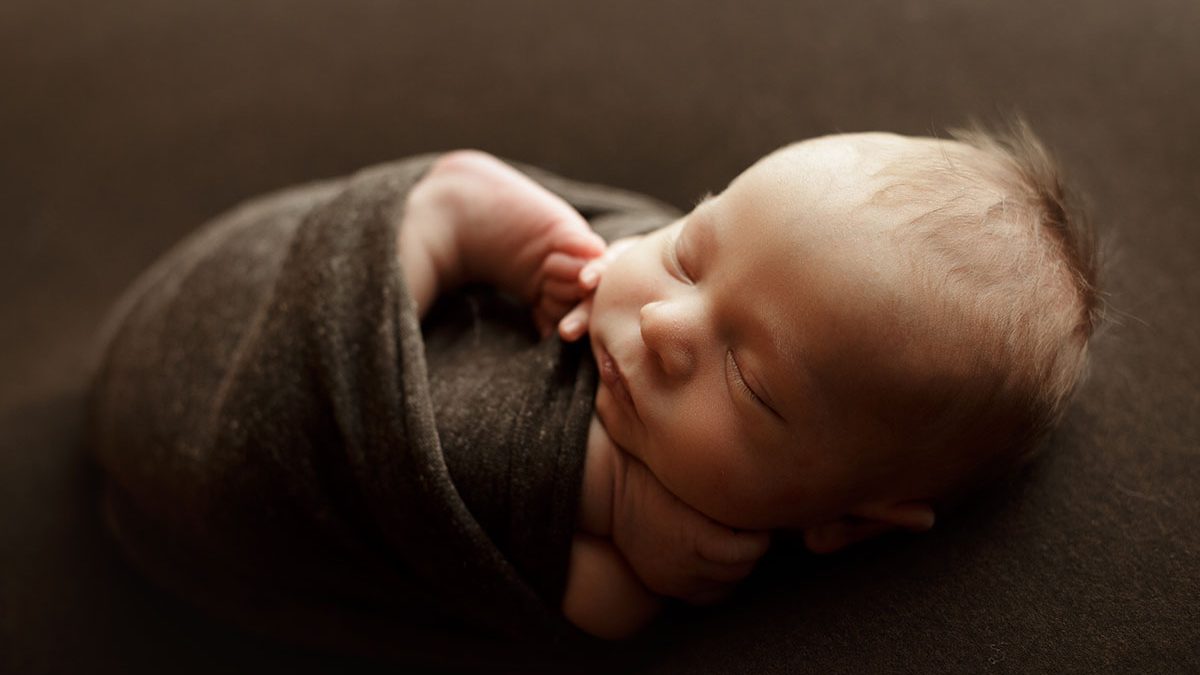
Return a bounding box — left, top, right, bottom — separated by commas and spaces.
654, 398, 746, 514
594, 400, 643, 460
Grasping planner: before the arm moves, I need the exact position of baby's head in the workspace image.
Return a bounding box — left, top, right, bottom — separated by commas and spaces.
587, 124, 1099, 552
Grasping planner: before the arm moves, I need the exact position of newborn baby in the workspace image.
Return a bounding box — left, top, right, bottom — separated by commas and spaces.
398, 127, 1098, 638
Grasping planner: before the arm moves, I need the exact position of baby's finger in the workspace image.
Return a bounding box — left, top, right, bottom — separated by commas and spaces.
535, 294, 579, 338
543, 252, 588, 282
579, 237, 639, 290
696, 527, 772, 566
536, 312, 569, 340
557, 297, 593, 342
578, 248, 618, 289
553, 228, 607, 260
543, 277, 586, 304
578, 259, 604, 291
537, 295, 576, 325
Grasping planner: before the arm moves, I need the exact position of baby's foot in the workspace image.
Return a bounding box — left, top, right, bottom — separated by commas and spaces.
417, 150, 606, 336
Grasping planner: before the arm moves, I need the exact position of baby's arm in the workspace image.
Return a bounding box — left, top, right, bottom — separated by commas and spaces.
398, 170, 461, 318
609, 444, 772, 604
562, 416, 662, 639
398, 150, 606, 329
563, 415, 771, 638
398, 153, 661, 635
561, 534, 662, 640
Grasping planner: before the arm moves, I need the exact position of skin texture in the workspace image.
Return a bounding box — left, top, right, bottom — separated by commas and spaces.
400, 137, 971, 638
399, 149, 606, 327
571, 134, 946, 549
398, 151, 670, 638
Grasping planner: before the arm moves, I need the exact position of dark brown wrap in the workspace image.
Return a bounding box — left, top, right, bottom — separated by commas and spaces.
88, 156, 678, 656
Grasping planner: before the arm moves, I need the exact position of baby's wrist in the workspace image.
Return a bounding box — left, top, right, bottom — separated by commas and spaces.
405, 170, 469, 291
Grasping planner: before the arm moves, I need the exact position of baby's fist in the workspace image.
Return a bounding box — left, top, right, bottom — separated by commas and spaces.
610, 449, 771, 605
417, 150, 606, 337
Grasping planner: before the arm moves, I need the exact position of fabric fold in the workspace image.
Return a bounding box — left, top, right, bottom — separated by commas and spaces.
88, 155, 680, 657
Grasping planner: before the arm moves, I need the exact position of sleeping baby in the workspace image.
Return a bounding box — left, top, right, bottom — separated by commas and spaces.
89, 123, 1098, 651
397, 127, 1099, 639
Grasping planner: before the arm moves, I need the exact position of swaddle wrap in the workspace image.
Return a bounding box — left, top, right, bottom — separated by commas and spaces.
88, 155, 678, 657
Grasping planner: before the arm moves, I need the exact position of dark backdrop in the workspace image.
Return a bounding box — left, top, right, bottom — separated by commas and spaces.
3, 1, 1197, 672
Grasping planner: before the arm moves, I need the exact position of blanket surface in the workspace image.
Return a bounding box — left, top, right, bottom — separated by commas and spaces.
88, 156, 679, 658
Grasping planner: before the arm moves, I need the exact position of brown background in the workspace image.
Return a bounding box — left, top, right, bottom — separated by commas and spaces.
2, 0, 1197, 672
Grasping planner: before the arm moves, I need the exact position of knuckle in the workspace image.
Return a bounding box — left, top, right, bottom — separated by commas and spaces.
435, 149, 496, 171
697, 530, 741, 565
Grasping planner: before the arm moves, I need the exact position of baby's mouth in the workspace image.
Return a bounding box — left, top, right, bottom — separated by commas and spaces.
598, 344, 640, 421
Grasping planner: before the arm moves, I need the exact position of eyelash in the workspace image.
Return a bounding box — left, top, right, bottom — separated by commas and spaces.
663, 226, 772, 416
727, 349, 769, 410
666, 230, 692, 282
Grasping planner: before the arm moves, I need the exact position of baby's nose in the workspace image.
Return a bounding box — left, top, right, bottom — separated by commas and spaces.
640, 301, 696, 378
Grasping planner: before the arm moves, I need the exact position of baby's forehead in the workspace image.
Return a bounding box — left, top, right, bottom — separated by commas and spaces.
776, 132, 962, 165
781, 134, 1001, 191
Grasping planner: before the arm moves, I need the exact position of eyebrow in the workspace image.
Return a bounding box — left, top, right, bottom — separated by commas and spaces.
684, 198, 718, 256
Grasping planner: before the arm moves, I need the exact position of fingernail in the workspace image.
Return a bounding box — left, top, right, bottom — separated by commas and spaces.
579, 267, 598, 287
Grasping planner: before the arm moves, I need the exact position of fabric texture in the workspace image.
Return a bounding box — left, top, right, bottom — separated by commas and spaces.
5, 2, 1198, 671
87, 155, 678, 657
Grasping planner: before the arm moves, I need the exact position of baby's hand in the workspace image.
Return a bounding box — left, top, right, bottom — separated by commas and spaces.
413, 150, 607, 337
610, 448, 771, 605
556, 236, 641, 342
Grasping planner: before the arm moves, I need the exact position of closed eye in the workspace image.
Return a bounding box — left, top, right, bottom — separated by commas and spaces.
663, 228, 692, 283
727, 349, 779, 418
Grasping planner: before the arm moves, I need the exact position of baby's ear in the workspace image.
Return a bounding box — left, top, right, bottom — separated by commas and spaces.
803, 501, 935, 555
